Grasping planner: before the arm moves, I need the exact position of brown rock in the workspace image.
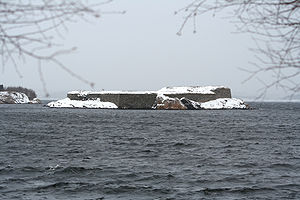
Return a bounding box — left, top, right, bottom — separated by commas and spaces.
153, 94, 187, 110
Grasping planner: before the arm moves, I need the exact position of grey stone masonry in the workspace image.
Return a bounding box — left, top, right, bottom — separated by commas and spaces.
67, 87, 232, 109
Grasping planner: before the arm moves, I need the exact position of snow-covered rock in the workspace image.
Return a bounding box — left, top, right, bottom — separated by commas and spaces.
152, 94, 187, 110
47, 98, 118, 109
29, 98, 41, 104
152, 95, 249, 110
180, 97, 201, 109
199, 98, 249, 109
0, 91, 29, 104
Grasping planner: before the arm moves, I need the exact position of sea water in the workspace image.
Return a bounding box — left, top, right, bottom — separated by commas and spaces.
0, 102, 299, 199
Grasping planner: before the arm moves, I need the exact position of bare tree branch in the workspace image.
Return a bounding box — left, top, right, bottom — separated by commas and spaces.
0, 0, 119, 96
176, 0, 300, 98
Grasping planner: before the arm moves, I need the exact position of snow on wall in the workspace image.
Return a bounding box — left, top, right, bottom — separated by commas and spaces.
157, 86, 227, 94
67, 90, 156, 95
67, 86, 227, 96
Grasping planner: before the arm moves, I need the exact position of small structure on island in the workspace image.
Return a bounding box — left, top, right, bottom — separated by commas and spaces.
0, 85, 4, 91
67, 86, 232, 109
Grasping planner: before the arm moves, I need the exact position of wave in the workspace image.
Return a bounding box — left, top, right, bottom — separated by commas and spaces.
201, 186, 275, 194
172, 142, 195, 147
274, 183, 300, 189
33, 181, 95, 191
53, 166, 103, 175
233, 163, 258, 168
0, 166, 44, 174
268, 163, 295, 169
102, 184, 174, 195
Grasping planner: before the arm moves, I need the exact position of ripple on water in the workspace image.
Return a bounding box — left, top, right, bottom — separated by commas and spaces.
0, 102, 299, 199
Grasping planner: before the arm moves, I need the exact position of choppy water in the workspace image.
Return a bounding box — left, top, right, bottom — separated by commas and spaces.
0, 102, 299, 200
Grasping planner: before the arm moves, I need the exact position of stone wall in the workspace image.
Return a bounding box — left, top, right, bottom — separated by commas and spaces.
67, 88, 232, 109
118, 93, 157, 109
213, 88, 232, 99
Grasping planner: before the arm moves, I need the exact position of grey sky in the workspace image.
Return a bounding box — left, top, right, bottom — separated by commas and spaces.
0, 0, 291, 100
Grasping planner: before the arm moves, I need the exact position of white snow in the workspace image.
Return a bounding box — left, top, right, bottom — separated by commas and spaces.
68, 86, 227, 96
47, 98, 118, 109
0, 91, 29, 104
68, 90, 156, 95
157, 86, 227, 94
200, 98, 248, 109
156, 93, 175, 101
156, 93, 184, 106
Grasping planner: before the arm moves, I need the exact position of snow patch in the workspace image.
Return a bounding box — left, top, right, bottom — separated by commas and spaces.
200, 98, 248, 109
156, 93, 175, 101
68, 90, 156, 95
157, 86, 227, 94
47, 98, 118, 109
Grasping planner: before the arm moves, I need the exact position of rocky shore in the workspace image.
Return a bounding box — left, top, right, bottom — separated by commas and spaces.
152, 94, 249, 110
0, 91, 41, 104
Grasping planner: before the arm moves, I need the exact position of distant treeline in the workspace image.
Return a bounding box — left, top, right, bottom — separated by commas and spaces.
4, 86, 37, 100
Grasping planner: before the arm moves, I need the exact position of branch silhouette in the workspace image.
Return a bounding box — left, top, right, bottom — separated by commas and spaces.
176, 0, 300, 98
0, 0, 122, 96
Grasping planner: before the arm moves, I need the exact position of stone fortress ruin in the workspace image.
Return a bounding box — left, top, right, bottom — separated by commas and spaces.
67, 86, 232, 109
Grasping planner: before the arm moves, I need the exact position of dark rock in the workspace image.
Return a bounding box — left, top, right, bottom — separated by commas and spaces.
180, 97, 201, 110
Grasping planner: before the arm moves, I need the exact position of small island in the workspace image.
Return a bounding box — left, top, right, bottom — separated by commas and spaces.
0, 84, 40, 104
47, 86, 249, 110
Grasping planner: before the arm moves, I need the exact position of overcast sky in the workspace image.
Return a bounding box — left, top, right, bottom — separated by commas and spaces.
0, 0, 293, 100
